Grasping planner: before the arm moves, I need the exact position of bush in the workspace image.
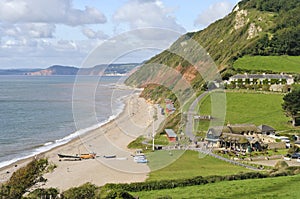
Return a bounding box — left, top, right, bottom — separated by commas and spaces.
102, 172, 272, 193
0, 158, 48, 199
62, 183, 97, 199
205, 175, 225, 183
100, 190, 135, 199
274, 160, 289, 170
103, 176, 208, 192
25, 188, 59, 199
262, 85, 270, 91
99, 188, 135, 199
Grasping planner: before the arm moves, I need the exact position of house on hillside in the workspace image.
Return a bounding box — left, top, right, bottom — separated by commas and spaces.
258, 124, 276, 136
228, 73, 294, 86
165, 129, 177, 142
206, 124, 263, 150
206, 126, 223, 146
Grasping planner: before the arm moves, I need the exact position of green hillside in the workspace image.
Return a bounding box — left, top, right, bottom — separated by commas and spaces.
133, 174, 300, 199
126, 0, 300, 100
197, 92, 293, 131
233, 55, 300, 73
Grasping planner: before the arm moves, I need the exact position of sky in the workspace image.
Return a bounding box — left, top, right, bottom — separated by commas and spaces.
0, 0, 240, 69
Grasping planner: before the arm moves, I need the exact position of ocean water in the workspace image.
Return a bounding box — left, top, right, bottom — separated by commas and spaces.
0, 76, 133, 168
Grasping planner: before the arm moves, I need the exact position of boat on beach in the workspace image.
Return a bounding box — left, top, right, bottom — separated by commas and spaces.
58, 153, 96, 160
58, 154, 80, 159
79, 153, 96, 159
103, 155, 116, 158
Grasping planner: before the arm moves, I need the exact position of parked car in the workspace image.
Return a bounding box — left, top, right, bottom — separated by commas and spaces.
291, 153, 300, 159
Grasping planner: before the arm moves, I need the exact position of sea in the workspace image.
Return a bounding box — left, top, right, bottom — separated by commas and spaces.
0, 75, 134, 168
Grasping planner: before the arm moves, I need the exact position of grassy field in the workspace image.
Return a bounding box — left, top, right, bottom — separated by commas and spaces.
233, 55, 300, 73
196, 92, 296, 131
146, 150, 249, 181
133, 174, 300, 199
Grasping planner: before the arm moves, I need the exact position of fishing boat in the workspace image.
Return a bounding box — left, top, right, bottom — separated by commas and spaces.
103, 155, 116, 158
80, 153, 96, 159
58, 153, 96, 160
58, 154, 80, 159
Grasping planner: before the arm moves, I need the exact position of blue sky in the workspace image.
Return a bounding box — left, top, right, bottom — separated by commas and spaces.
0, 0, 240, 68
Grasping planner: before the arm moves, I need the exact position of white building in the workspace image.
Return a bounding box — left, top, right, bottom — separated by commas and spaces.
229, 73, 294, 85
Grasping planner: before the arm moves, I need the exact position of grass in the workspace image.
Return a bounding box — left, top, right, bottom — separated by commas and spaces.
133, 174, 300, 199
146, 150, 186, 173
128, 136, 147, 149
233, 55, 300, 73
196, 92, 297, 131
154, 133, 169, 146
146, 150, 249, 181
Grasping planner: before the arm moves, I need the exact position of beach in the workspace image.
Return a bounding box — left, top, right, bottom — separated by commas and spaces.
0, 92, 164, 191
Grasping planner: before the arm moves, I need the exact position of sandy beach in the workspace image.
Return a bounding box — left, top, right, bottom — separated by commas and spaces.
0, 92, 164, 191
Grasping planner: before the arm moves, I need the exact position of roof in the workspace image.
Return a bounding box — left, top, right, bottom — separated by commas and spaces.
165, 129, 177, 138
231, 74, 292, 80
220, 133, 248, 144
208, 124, 261, 136
228, 124, 261, 134
258, 124, 275, 132
208, 126, 229, 137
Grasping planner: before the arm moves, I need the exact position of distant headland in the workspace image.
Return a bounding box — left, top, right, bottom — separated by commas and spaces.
0, 63, 140, 76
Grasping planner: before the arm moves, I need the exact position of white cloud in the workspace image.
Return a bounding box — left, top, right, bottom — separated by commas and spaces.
194, 1, 233, 27
0, 0, 106, 26
0, 0, 108, 68
80, 28, 182, 68
1, 23, 56, 38
0, 38, 97, 68
82, 27, 109, 40
0, 0, 191, 69
113, 0, 185, 33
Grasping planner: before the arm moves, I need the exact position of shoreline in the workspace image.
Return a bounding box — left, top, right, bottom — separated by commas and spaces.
0, 92, 129, 181
0, 79, 137, 171
0, 92, 164, 190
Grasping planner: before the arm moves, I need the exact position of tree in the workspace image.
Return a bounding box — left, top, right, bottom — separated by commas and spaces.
282, 89, 300, 126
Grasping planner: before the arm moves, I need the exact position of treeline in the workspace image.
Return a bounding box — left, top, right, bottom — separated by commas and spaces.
241, 0, 300, 13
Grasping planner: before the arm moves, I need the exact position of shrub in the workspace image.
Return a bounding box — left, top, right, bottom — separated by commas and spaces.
99, 188, 135, 199
0, 158, 48, 199
103, 176, 208, 192
205, 175, 225, 183
25, 188, 59, 199
274, 160, 289, 170
62, 183, 97, 199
